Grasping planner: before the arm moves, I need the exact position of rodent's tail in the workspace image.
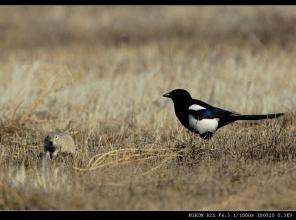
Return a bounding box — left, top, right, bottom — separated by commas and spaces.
233, 113, 284, 120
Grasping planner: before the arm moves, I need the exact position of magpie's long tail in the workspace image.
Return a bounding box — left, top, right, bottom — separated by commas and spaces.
233, 113, 284, 121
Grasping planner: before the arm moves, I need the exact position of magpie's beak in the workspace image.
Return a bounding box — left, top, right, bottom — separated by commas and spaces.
163, 92, 172, 98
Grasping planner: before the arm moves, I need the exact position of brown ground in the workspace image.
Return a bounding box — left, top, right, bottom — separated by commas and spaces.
0, 6, 296, 210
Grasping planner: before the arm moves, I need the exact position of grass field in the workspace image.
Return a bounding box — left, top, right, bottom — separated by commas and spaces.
0, 6, 296, 210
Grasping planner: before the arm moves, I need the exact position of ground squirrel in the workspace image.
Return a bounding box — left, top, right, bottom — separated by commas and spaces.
43, 131, 77, 159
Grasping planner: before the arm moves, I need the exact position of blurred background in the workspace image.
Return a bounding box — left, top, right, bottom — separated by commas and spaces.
1, 6, 296, 49
0, 6, 295, 130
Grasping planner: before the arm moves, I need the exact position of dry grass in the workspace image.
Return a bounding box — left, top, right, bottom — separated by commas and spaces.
0, 6, 296, 210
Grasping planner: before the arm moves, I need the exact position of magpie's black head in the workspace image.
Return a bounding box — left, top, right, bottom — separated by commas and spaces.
163, 89, 192, 102
163, 89, 193, 126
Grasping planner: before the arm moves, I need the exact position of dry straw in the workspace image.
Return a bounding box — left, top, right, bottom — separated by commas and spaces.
73, 147, 186, 175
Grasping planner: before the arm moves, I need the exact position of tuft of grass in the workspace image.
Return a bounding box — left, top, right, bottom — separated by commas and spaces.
73, 147, 185, 174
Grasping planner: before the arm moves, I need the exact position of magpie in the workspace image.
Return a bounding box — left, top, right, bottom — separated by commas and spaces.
163, 89, 284, 140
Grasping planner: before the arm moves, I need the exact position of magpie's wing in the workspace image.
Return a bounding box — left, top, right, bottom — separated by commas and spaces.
188, 102, 241, 128
188, 108, 237, 120
191, 99, 216, 109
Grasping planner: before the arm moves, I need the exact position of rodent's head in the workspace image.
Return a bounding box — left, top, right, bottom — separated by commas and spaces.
44, 132, 65, 151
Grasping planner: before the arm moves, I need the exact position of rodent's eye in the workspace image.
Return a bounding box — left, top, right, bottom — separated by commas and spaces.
55, 136, 58, 139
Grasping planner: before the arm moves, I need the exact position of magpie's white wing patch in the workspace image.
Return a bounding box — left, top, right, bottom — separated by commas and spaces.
188, 104, 206, 111
188, 115, 219, 134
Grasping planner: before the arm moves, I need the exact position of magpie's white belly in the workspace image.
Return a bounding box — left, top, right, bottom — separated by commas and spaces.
188, 115, 219, 134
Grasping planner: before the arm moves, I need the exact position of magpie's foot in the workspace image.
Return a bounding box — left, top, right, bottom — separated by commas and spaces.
200, 132, 213, 140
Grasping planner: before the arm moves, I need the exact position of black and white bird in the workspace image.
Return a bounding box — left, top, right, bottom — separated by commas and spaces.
163, 89, 284, 140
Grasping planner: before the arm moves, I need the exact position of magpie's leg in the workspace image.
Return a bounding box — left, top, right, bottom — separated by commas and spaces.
200, 132, 213, 140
